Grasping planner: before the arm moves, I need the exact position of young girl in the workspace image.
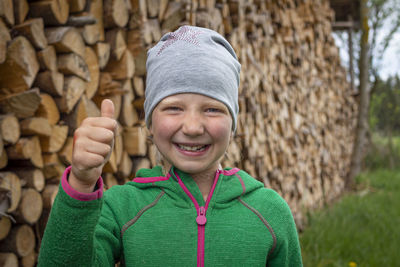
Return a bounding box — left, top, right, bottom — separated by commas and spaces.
38, 26, 302, 266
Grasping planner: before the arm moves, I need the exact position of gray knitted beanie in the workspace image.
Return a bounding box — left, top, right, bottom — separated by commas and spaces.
144, 25, 241, 131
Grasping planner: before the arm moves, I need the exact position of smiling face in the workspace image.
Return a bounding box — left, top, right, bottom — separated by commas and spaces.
149, 93, 233, 175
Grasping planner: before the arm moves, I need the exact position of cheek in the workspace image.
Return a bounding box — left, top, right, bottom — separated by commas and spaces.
151, 115, 177, 140
210, 118, 232, 144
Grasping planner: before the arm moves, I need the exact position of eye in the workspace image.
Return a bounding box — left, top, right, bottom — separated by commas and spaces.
205, 108, 222, 113
163, 106, 182, 112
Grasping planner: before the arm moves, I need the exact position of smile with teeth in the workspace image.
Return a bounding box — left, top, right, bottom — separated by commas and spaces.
176, 144, 209, 152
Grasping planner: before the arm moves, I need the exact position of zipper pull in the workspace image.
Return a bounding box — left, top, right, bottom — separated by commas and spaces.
196, 206, 207, 225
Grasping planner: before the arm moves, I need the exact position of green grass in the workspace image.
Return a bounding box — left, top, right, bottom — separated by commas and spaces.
300, 169, 400, 267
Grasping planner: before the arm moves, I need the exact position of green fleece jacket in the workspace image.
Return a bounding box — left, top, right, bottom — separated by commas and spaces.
38, 165, 302, 266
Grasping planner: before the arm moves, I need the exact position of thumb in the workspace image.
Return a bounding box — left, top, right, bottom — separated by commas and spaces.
101, 99, 115, 119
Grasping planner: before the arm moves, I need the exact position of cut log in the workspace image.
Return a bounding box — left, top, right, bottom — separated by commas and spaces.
39, 124, 68, 153
0, 147, 7, 169
103, 0, 129, 28
158, 0, 169, 21
128, 12, 141, 30
66, 14, 97, 26
55, 76, 87, 113
105, 28, 126, 61
63, 95, 100, 133
0, 115, 20, 145
132, 49, 146, 76
141, 19, 153, 45
6, 136, 43, 168
14, 168, 45, 192
123, 126, 147, 156
69, 0, 86, 13
161, 2, 184, 31
45, 27, 85, 58
103, 147, 117, 173
58, 136, 73, 165
0, 19, 11, 64
35, 93, 60, 125
148, 19, 161, 43
84, 46, 100, 99
42, 153, 65, 179
119, 79, 138, 127
117, 151, 133, 179
132, 97, 144, 110
132, 157, 151, 176
0, 0, 14, 26
133, 76, 144, 97
83, 0, 104, 42
0, 172, 21, 212
37, 45, 57, 71
0, 253, 18, 267
0, 216, 11, 240
0, 88, 41, 119
85, 97, 101, 117
147, 0, 160, 18
20, 250, 37, 267
33, 70, 64, 96
12, 18, 47, 49
20, 117, 52, 136
29, 0, 69, 26
41, 184, 58, 209
93, 42, 110, 70
0, 224, 35, 257
96, 72, 122, 96
104, 49, 135, 80
103, 173, 118, 189
57, 53, 90, 81
125, 29, 143, 57
0, 135, 3, 158
77, 17, 99, 45
115, 124, 123, 165
15, 188, 43, 224
0, 36, 39, 93
92, 93, 122, 121
62, 94, 91, 134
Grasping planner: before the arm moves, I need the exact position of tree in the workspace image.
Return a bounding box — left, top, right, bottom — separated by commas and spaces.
344, 0, 400, 187
347, 0, 371, 188
369, 76, 400, 168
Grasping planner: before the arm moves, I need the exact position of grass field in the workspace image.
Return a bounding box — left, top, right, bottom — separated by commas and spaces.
300, 169, 400, 267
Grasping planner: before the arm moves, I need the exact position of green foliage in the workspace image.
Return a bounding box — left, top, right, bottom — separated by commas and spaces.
368, 0, 400, 80
300, 169, 400, 266
364, 136, 400, 170
369, 75, 400, 133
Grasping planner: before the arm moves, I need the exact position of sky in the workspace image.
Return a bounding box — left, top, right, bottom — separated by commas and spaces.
379, 32, 400, 80
333, 10, 400, 81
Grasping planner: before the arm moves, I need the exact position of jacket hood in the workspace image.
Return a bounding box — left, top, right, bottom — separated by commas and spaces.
130, 166, 264, 207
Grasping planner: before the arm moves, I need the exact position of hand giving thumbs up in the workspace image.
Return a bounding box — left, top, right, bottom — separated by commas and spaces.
69, 99, 117, 193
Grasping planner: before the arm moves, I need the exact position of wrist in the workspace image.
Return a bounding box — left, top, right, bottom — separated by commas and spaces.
68, 171, 97, 193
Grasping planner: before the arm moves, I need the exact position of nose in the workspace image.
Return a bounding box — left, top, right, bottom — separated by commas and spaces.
182, 111, 204, 136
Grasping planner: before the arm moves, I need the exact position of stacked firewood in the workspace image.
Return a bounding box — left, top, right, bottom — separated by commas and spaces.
0, 0, 355, 265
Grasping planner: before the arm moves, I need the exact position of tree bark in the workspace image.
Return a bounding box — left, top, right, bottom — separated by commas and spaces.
347, 0, 370, 188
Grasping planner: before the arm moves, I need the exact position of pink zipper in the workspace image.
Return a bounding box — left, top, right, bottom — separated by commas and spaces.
175, 170, 222, 267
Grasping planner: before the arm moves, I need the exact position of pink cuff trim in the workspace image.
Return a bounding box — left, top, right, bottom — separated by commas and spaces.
133, 173, 171, 183
220, 168, 240, 176
61, 166, 104, 201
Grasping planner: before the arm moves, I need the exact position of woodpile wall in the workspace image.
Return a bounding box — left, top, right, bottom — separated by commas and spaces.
0, 0, 355, 265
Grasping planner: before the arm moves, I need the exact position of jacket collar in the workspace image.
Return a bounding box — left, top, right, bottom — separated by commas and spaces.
132, 165, 263, 207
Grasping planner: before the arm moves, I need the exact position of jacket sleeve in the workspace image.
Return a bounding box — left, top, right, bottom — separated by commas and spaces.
266, 194, 303, 267
38, 168, 122, 266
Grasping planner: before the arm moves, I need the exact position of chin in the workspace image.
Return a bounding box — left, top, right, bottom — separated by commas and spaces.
173, 163, 215, 174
